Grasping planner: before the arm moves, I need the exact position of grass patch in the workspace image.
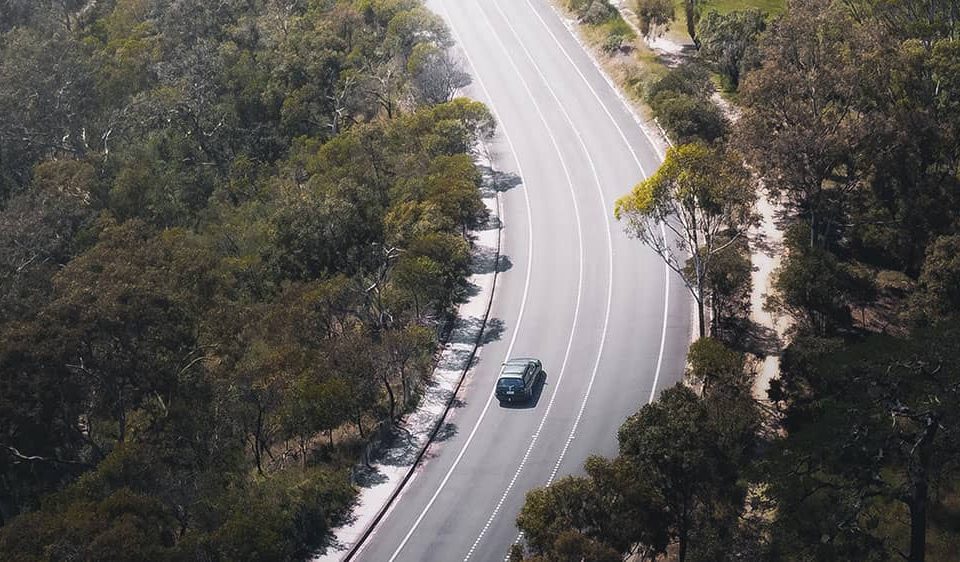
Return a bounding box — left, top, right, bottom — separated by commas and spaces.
553, 0, 669, 115
664, 0, 785, 44
698, 0, 785, 15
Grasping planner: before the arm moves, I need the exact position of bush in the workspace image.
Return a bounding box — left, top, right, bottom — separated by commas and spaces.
645, 62, 713, 100
563, 0, 618, 24
645, 63, 728, 143
649, 92, 729, 143
582, 0, 616, 24
602, 33, 626, 53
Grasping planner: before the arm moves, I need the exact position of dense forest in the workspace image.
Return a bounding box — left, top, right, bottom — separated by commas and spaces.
517, 0, 960, 561
0, 0, 493, 559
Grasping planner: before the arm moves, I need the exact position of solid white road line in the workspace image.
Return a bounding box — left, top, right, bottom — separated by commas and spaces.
382, 0, 586, 559
454, 0, 591, 558
463, 1, 616, 560
518, 0, 672, 402
492, 0, 674, 554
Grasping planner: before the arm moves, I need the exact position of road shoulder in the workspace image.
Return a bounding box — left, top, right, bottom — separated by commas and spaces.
315, 152, 504, 562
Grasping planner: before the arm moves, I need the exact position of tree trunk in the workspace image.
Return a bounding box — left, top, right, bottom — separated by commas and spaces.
253, 408, 265, 475
400, 367, 409, 406
908, 415, 938, 562
909, 475, 928, 562
300, 436, 308, 469
355, 413, 365, 440
685, 1, 699, 47
678, 526, 688, 562
381, 374, 396, 422
117, 388, 127, 444
696, 297, 706, 339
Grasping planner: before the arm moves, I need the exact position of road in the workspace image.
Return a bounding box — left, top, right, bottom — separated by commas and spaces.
353, 1, 690, 560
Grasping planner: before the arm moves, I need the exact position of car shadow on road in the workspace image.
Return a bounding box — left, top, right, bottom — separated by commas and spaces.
498, 371, 548, 410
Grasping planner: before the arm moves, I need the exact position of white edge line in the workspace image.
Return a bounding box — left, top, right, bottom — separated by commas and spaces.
519, 0, 673, 402
462, 0, 613, 558
501, 0, 675, 552
382, 2, 545, 560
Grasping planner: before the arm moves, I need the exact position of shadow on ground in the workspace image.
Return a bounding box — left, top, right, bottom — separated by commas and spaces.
446, 316, 505, 347
472, 245, 513, 275
722, 317, 782, 359
478, 164, 523, 196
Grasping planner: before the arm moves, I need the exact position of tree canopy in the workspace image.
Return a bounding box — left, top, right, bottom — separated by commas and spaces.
0, 0, 493, 558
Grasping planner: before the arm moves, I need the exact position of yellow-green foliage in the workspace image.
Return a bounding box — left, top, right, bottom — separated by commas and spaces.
675, 0, 785, 16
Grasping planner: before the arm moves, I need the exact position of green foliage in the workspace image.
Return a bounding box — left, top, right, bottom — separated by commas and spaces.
769, 231, 854, 335
705, 235, 752, 333
913, 235, 960, 322
517, 375, 760, 561
766, 328, 960, 561
0, 28, 95, 199
646, 63, 729, 143
696, 9, 766, 89
634, 0, 676, 38
616, 143, 755, 337
0, 1, 489, 556
686, 337, 743, 391
732, 4, 960, 560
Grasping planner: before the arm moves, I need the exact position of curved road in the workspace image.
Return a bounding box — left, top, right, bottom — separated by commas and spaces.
354, 1, 690, 560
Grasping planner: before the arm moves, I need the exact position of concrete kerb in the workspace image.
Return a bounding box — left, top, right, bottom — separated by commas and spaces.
316, 144, 505, 562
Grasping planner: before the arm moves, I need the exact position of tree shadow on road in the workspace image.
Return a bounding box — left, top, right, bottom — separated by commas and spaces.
478, 164, 523, 197
472, 245, 513, 275
445, 316, 505, 347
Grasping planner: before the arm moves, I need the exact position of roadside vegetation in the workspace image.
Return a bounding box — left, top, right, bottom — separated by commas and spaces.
0, 0, 492, 559
518, 0, 960, 560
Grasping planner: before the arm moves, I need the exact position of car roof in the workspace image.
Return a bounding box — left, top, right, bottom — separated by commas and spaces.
506, 357, 539, 364
501, 363, 527, 375
500, 358, 538, 377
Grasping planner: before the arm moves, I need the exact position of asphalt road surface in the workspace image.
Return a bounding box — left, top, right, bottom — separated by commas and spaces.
353, 1, 691, 560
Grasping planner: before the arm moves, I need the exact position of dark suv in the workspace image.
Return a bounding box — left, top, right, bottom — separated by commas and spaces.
495, 358, 542, 403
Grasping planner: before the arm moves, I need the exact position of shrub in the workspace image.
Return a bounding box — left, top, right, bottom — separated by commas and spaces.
602, 33, 626, 53
646, 63, 728, 143
649, 92, 728, 143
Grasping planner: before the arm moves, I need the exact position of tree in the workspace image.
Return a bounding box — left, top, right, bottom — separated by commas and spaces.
382, 325, 434, 407
735, 0, 864, 248
0, 159, 96, 324
633, 0, 674, 39
683, 0, 704, 46
615, 143, 755, 338
767, 226, 855, 335
685, 337, 744, 396
767, 329, 960, 562
645, 63, 729, 143
0, 29, 95, 199
696, 10, 766, 90
913, 235, 960, 321
647, 92, 729, 144
283, 372, 352, 464
0, 0, 492, 555
45, 222, 216, 446
617, 385, 745, 562
517, 374, 758, 561
704, 235, 751, 335
408, 43, 470, 106
516, 456, 668, 560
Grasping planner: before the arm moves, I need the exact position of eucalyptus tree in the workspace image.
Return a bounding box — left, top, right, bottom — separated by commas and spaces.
615, 143, 755, 338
